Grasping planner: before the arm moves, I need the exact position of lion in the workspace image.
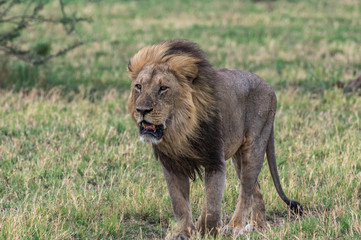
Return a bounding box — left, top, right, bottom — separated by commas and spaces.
127, 39, 303, 238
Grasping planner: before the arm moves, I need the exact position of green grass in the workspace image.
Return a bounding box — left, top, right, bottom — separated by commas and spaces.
1, 0, 361, 239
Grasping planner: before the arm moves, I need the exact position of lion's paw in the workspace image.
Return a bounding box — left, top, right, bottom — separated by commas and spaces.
165, 233, 189, 240
165, 228, 194, 240
174, 235, 189, 240
221, 225, 244, 236
221, 224, 256, 236
196, 216, 222, 236
244, 223, 259, 232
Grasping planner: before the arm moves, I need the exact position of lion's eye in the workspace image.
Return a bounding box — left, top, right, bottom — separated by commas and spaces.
135, 84, 142, 90
159, 86, 168, 91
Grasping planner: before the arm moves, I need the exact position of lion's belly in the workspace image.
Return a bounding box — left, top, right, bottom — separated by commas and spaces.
217, 72, 248, 160
221, 106, 247, 160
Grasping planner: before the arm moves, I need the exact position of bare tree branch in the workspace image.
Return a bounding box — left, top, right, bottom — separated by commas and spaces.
0, 40, 86, 65
0, 1, 15, 19
0, 0, 92, 65
1, 14, 90, 24
59, 0, 74, 34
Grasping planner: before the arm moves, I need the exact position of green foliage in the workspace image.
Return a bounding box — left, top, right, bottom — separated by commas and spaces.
31, 41, 52, 56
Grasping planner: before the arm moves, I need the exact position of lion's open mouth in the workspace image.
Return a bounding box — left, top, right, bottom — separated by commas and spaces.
139, 121, 164, 140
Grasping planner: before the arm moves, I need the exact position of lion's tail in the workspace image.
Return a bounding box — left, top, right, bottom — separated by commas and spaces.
266, 126, 303, 216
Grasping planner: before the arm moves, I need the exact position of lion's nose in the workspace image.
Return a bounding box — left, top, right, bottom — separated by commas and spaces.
136, 108, 153, 115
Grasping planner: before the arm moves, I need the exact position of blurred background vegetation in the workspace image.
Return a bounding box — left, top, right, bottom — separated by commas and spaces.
1, 0, 360, 95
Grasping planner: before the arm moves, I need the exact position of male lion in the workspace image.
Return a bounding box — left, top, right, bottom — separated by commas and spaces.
127, 39, 303, 238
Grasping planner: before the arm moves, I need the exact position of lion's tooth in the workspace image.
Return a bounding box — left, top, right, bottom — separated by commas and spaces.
153, 125, 156, 132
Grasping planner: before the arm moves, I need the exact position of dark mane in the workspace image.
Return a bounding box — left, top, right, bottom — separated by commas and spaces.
152, 39, 225, 180
153, 114, 225, 180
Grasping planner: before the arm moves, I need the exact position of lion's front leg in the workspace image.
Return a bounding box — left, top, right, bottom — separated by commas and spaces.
162, 165, 195, 239
196, 164, 226, 235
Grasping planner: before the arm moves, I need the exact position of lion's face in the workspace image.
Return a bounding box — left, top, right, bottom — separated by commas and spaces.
129, 64, 180, 144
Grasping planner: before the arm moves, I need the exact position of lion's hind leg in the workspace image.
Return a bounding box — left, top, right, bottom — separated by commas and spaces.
250, 181, 266, 230
222, 149, 263, 235
223, 131, 271, 235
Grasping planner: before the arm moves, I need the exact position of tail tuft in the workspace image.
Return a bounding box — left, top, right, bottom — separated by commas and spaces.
289, 200, 303, 216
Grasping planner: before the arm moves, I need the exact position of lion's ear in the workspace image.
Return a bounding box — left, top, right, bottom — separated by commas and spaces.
166, 56, 199, 82
127, 60, 132, 73
127, 60, 138, 80
127, 43, 171, 80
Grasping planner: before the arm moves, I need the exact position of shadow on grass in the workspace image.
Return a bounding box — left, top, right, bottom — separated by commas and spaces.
0, 60, 130, 100
121, 218, 168, 239
1, 59, 354, 100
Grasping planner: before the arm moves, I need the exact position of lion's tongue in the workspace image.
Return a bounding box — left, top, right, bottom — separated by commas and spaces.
143, 122, 156, 132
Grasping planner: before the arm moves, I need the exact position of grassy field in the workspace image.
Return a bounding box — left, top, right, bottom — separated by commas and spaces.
1, 0, 361, 239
